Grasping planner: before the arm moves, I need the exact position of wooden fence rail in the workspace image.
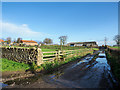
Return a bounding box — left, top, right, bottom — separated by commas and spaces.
41, 49, 92, 62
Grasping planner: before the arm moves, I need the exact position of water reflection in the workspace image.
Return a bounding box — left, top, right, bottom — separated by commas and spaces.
0, 82, 8, 87
50, 71, 64, 80
49, 51, 117, 88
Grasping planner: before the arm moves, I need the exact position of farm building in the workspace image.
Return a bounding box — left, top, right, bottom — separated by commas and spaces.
67, 41, 98, 47
21, 40, 38, 46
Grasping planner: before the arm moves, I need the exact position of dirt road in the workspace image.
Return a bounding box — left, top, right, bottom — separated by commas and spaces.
3, 51, 117, 88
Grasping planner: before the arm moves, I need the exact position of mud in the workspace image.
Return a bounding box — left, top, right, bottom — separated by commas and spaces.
2, 50, 118, 88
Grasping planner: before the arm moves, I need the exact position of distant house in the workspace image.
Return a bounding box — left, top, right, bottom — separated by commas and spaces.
67, 41, 98, 47
0, 39, 4, 45
0, 39, 4, 43
21, 40, 38, 46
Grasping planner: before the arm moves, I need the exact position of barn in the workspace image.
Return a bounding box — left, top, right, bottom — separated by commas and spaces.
67, 41, 98, 47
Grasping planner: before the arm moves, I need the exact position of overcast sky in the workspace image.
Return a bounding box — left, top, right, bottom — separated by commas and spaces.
1, 2, 118, 46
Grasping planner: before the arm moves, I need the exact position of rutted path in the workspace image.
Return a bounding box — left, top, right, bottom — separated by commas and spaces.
3, 51, 117, 88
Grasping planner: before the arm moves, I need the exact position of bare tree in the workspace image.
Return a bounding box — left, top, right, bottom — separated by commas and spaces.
113, 35, 120, 46
17, 37, 22, 43
6, 37, 11, 44
59, 36, 67, 50
43, 38, 53, 44
59, 36, 67, 45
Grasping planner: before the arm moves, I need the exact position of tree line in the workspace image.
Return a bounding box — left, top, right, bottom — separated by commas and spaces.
3, 36, 68, 46
2, 35, 120, 46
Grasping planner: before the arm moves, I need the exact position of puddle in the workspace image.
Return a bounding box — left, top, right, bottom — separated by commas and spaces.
0, 82, 8, 88
49, 51, 117, 88
99, 56, 106, 58
50, 70, 64, 81
71, 60, 86, 68
71, 55, 94, 69
98, 52, 106, 58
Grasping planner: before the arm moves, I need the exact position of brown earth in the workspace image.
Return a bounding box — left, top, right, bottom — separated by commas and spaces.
2, 70, 34, 83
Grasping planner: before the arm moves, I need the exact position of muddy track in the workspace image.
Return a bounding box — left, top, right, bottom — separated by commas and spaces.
3, 51, 117, 88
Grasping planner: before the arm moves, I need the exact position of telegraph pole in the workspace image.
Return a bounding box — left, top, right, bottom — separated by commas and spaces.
104, 37, 107, 46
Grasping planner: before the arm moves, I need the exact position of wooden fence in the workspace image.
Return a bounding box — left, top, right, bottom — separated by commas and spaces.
41, 49, 93, 62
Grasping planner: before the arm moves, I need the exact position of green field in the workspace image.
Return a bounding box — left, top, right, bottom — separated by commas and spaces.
2, 45, 86, 50
40, 45, 85, 50
0, 58, 31, 72
41, 49, 57, 52
92, 48, 99, 51
109, 46, 120, 49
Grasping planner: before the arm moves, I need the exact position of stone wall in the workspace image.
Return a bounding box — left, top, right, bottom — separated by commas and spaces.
0, 47, 43, 66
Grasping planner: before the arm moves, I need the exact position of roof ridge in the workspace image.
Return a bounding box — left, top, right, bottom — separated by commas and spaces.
21, 40, 37, 43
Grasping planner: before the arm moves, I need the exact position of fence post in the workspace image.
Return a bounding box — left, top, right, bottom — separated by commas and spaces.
58, 50, 60, 60
37, 48, 43, 66
62, 50, 65, 61
55, 50, 58, 60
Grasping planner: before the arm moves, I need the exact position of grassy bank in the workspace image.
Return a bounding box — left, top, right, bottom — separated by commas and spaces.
0, 58, 31, 72
105, 51, 120, 83
109, 46, 120, 49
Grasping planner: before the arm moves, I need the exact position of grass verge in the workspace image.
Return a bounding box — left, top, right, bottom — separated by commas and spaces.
109, 46, 120, 49
105, 51, 120, 83
0, 58, 31, 72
